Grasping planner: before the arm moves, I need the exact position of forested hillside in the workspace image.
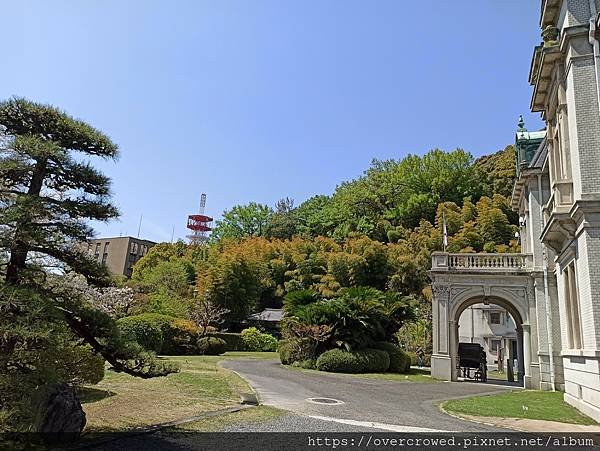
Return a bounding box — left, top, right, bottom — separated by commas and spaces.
131, 145, 519, 332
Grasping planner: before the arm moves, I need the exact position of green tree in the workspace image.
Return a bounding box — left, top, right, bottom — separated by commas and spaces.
211, 202, 273, 240
265, 197, 298, 239
0, 98, 177, 431
474, 145, 516, 198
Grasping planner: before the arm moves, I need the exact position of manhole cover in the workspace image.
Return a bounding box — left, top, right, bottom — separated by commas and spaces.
306, 397, 344, 405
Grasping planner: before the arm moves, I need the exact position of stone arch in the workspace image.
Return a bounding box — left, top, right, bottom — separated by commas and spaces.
451, 295, 525, 386
431, 280, 534, 387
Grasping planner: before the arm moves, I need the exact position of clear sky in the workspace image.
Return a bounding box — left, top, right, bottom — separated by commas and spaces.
1, 0, 545, 243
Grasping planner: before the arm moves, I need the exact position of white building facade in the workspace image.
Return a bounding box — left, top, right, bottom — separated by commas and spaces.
527, 0, 600, 421
431, 0, 600, 422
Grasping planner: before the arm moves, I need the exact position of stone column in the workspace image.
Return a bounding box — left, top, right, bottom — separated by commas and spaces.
516, 327, 524, 385
522, 324, 533, 388
431, 283, 453, 381
449, 320, 459, 382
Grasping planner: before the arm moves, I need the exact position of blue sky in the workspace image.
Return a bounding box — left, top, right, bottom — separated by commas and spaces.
1, 0, 544, 243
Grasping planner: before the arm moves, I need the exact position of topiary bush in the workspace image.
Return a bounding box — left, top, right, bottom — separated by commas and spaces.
197, 337, 227, 355
206, 332, 246, 351
316, 348, 390, 374
241, 327, 278, 352
374, 342, 410, 373
117, 315, 164, 352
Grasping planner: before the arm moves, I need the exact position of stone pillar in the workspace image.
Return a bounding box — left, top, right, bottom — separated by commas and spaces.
431, 283, 453, 381
516, 327, 524, 385
449, 320, 459, 382
522, 324, 533, 388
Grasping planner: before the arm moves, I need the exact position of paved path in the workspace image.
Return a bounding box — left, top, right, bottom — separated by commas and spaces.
222, 359, 514, 432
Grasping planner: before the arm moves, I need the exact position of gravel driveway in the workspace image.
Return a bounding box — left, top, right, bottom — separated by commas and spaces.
221, 359, 513, 432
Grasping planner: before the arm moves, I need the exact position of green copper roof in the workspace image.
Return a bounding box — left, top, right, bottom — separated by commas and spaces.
515, 115, 546, 178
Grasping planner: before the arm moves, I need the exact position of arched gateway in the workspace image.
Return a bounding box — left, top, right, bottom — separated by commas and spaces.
430, 252, 537, 387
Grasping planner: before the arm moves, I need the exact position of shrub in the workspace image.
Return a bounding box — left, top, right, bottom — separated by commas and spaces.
197, 337, 227, 355
278, 338, 317, 365
162, 318, 199, 355
406, 351, 417, 366
206, 332, 246, 351
291, 359, 317, 369
117, 315, 164, 352
117, 313, 200, 355
316, 349, 390, 374
241, 327, 278, 352
374, 342, 410, 373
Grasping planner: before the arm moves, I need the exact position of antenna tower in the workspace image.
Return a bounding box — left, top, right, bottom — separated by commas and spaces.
186, 193, 213, 244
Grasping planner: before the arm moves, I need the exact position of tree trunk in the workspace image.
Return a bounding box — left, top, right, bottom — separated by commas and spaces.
5, 158, 47, 285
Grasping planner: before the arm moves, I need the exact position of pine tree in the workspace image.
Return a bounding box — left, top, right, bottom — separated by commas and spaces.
0, 97, 177, 379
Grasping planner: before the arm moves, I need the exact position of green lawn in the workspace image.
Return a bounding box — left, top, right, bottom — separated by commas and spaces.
285, 365, 437, 382
442, 390, 598, 425
79, 352, 277, 432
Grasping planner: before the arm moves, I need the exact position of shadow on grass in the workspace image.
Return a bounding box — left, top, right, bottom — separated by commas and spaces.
78, 387, 115, 404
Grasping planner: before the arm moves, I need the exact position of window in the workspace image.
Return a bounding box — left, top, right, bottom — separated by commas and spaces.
94, 243, 101, 255
490, 312, 501, 325
102, 253, 108, 265
564, 261, 583, 349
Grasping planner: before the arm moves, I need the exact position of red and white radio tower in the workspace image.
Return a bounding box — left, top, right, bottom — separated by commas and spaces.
186, 193, 213, 244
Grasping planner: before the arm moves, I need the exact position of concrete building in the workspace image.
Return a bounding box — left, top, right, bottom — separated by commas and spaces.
458, 304, 517, 369
87, 236, 156, 278
431, 0, 600, 421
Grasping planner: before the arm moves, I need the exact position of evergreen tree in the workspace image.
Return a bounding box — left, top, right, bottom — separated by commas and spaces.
0, 98, 176, 383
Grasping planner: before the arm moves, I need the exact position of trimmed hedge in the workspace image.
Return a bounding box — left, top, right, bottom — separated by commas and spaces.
117, 313, 199, 355
374, 342, 410, 373
197, 337, 227, 355
206, 332, 246, 351
316, 349, 390, 374
240, 327, 278, 352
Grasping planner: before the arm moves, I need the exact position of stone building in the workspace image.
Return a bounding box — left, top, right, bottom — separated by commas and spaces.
87, 236, 156, 278
430, 0, 600, 421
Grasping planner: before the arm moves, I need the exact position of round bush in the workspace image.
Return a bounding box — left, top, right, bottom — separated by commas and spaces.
197, 337, 227, 355
117, 316, 164, 352
316, 349, 390, 374
241, 327, 278, 352
374, 342, 410, 373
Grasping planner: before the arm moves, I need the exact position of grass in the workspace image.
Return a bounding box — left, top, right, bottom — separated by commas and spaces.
81, 352, 277, 433
285, 365, 438, 382
442, 390, 598, 425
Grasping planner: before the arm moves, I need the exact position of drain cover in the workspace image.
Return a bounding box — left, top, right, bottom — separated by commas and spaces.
306, 397, 344, 405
